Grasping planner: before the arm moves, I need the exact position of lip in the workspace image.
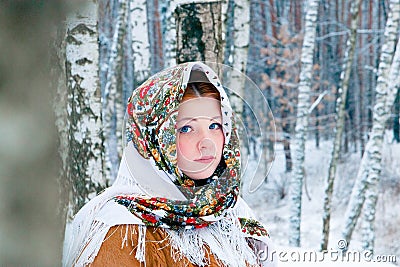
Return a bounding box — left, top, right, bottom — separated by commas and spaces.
194, 156, 215, 164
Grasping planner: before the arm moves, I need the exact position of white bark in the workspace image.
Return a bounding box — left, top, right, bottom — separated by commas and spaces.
103, 0, 128, 182
163, 0, 214, 68
361, 17, 400, 254
54, 23, 69, 208
53, 23, 71, 244
146, 0, 164, 73
221, 0, 228, 47
175, 1, 223, 66
288, 0, 320, 247
342, 0, 400, 248
130, 0, 150, 83
321, 0, 361, 251
225, 0, 250, 116
222, 0, 250, 177
65, 0, 106, 214
163, 0, 182, 68
222, 0, 235, 67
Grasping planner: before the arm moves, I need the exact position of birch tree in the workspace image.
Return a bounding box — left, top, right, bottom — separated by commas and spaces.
54, 21, 69, 217
341, 0, 400, 247
164, 0, 221, 69
147, 0, 164, 73
162, 0, 175, 68
0, 2, 67, 264
163, 0, 184, 68
288, 0, 320, 247
220, 0, 250, 180
224, 0, 250, 118
64, 0, 106, 215
130, 0, 151, 84
102, 0, 128, 182
361, 27, 400, 254
320, 0, 361, 251
175, 1, 223, 65
394, 89, 400, 142
221, 0, 231, 65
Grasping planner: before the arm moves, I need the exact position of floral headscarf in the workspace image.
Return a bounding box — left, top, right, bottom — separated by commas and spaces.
63, 62, 272, 267
114, 62, 245, 230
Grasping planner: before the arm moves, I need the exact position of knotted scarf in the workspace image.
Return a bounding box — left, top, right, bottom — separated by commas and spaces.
114, 62, 246, 230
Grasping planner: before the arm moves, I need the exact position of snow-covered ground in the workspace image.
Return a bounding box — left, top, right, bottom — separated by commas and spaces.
242, 135, 400, 266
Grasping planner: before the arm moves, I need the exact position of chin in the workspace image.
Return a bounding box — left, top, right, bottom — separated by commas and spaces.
179, 161, 219, 180
184, 169, 215, 180
191, 174, 212, 180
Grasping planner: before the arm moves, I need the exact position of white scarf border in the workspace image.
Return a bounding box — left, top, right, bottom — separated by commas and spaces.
62, 184, 275, 267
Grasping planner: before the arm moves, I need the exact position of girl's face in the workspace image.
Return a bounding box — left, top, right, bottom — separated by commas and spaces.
176, 97, 224, 180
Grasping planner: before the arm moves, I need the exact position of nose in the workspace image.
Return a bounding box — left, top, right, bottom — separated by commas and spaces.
198, 138, 214, 151
196, 122, 218, 155
197, 137, 217, 158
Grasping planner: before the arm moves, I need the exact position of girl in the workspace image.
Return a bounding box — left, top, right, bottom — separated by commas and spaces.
63, 62, 274, 267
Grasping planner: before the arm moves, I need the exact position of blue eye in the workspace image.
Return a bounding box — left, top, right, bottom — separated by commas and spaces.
179, 125, 192, 133
209, 123, 222, 130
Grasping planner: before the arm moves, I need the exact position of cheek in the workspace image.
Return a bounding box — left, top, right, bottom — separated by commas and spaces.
177, 135, 193, 159
215, 131, 225, 153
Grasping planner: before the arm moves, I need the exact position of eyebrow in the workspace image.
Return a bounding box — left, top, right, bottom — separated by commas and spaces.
177, 116, 222, 123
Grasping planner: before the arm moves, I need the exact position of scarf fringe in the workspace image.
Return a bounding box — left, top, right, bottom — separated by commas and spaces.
62, 184, 144, 267
135, 225, 147, 263
72, 220, 110, 267
166, 209, 259, 267
118, 224, 147, 264
64, 199, 267, 267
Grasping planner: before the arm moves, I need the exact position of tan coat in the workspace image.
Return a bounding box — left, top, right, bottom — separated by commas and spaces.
89, 225, 227, 267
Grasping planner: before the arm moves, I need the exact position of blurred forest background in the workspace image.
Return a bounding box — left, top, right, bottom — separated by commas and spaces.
0, 0, 399, 266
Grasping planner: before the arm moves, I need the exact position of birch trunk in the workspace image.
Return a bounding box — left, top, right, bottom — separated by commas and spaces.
164, 0, 216, 68
53, 21, 73, 262
123, 0, 134, 104
222, 0, 235, 65
320, 0, 361, 251
54, 22, 69, 220
341, 0, 400, 246
394, 89, 400, 142
65, 0, 106, 215
288, 0, 319, 247
98, 0, 116, 111
147, 0, 164, 73
175, 1, 223, 65
130, 0, 150, 84
221, 0, 229, 63
355, 0, 364, 154
103, 0, 128, 182
163, 0, 181, 68
223, 0, 250, 179
361, 32, 400, 253
225, 0, 250, 117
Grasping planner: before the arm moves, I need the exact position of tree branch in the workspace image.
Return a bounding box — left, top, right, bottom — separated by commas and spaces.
308, 90, 328, 114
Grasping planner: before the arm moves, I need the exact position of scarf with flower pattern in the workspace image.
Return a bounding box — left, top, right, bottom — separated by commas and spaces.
114, 62, 268, 236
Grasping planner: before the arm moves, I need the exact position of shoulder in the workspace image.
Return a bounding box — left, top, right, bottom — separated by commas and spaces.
234, 196, 257, 219
91, 225, 171, 266
94, 200, 142, 225
91, 225, 227, 267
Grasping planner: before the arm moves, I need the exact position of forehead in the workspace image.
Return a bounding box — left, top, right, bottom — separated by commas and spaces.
177, 97, 221, 119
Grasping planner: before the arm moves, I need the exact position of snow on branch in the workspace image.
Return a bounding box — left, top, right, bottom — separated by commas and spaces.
308, 90, 328, 114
